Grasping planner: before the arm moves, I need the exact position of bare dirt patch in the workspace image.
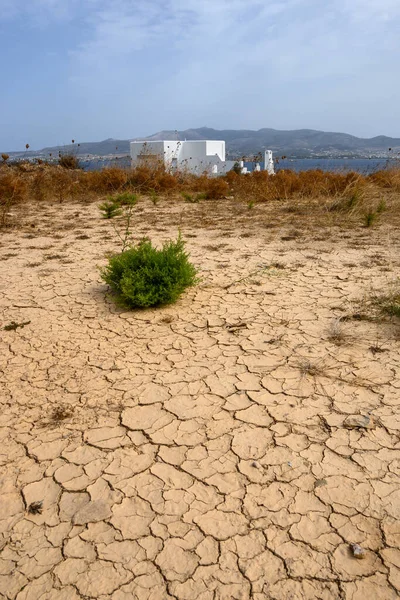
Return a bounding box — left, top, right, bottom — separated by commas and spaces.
0, 196, 399, 599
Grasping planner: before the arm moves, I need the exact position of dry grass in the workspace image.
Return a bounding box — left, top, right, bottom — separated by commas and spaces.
1, 161, 400, 234
326, 317, 348, 345
0, 170, 28, 226
58, 154, 80, 170
370, 284, 400, 319
298, 358, 326, 378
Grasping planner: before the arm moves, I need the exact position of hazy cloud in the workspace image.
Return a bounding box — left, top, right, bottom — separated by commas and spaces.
1, 0, 399, 148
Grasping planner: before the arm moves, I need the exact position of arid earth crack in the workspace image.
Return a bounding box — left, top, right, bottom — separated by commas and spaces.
1, 200, 400, 599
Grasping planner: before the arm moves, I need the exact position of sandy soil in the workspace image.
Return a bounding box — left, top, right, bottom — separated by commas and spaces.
1, 197, 400, 599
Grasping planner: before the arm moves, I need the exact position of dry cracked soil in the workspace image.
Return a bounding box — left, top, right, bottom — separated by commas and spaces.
0, 197, 400, 600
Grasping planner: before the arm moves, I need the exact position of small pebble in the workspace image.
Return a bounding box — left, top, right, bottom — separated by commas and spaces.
350, 543, 366, 559
251, 461, 261, 469
343, 415, 374, 430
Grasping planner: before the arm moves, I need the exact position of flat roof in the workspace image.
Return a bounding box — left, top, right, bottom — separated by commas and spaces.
131, 140, 224, 143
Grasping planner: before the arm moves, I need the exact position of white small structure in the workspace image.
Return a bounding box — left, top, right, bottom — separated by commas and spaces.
130, 139, 275, 175
265, 150, 274, 175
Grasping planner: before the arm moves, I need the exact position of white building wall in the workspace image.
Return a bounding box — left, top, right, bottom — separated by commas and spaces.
130, 140, 273, 175
179, 141, 206, 162
177, 141, 225, 173
130, 141, 181, 165
130, 140, 226, 174
205, 141, 225, 161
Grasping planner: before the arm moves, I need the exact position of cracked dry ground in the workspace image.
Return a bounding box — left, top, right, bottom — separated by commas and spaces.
0, 197, 400, 600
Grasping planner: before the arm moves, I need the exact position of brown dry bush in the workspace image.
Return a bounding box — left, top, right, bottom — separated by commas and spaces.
51, 169, 77, 203
0, 170, 28, 202
2, 161, 400, 235
154, 172, 179, 192
84, 167, 129, 193
0, 170, 28, 226
59, 153, 80, 170
126, 165, 155, 191
31, 169, 52, 202
224, 170, 239, 185
369, 168, 400, 191
188, 173, 210, 193
203, 178, 229, 199
227, 169, 364, 203
24, 165, 83, 203
127, 165, 179, 193
125, 165, 228, 198
228, 170, 274, 202
186, 174, 229, 199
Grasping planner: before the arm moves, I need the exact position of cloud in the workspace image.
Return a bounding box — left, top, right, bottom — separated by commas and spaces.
72, 0, 270, 63
0, 0, 81, 24
62, 0, 400, 133
2, 0, 400, 145
68, 0, 400, 72
4, 0, 399, 64
342, 0, 400, 20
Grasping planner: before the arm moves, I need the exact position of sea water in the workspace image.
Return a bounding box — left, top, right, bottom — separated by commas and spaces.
82, 157, 397, 175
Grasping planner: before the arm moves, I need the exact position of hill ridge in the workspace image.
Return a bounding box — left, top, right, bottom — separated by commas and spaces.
7, 127, 400, 158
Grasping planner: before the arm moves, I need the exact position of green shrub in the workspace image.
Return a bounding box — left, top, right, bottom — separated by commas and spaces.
113, 192, 138, 206
364, 210, 378, 227
149, 190, 159, 205
182, 191, 199, 203
99, 200, 122, 219
196, 192, 208, 200
379, 291, 400, 318
101, 235, 198, 308
377, 199, 386, 213
386, 301, 400, 318
370, 283, 400, 319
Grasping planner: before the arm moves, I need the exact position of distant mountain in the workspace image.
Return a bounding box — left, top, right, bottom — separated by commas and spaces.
6, 127, 400, 158
144, 127, 400, 157
41, 138, 131, 156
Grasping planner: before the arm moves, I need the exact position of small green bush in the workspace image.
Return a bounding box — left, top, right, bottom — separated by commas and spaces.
99, 200, 122, 219
149, 190, 159, 205
181, 191, 200, 203
386, 301, 400, 318
377, 199, 386, 213
370, 283, 400, 319
379, 292, 400, 318
101, 236, 198, 308
113, 192, 138, 206
364, 210, 378, 227
196, 192, 208, 200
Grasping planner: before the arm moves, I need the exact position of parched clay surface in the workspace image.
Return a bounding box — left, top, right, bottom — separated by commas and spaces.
0, 198, 400, 599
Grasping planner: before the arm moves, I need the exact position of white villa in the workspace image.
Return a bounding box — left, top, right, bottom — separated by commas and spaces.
130, 140, 274, 175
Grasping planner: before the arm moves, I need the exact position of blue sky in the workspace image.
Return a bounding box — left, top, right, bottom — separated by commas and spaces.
1, 0, 399, 151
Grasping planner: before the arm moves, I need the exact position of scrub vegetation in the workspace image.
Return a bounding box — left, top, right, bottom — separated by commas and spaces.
1, 157, 400, 254
101, 235, 198, 308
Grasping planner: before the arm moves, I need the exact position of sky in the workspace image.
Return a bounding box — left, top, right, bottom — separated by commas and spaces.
1, 0, 399, 151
